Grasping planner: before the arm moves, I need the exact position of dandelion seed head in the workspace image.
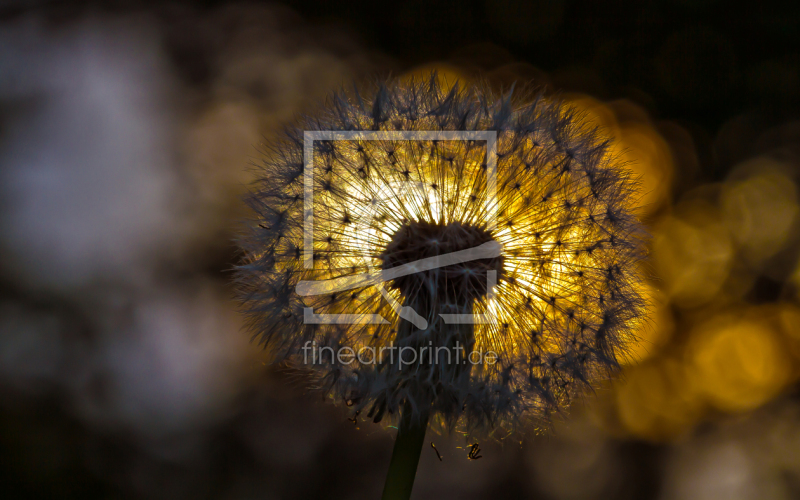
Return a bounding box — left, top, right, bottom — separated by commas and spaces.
236, 75, 648, 435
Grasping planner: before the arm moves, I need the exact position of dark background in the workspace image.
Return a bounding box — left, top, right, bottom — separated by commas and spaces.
2, 1, 800, 499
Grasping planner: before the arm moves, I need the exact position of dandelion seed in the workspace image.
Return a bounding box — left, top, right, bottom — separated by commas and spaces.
467, 443, 482, 460
236, 74, 648, 499
430, 442, 443, 461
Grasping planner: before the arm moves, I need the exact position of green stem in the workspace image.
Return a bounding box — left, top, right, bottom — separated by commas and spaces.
379, 294, 474, 499
380, 401, 429, 500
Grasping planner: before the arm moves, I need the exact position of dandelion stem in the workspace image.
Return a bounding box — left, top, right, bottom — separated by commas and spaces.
381, 400, 429, 500
379, 294, 475, 499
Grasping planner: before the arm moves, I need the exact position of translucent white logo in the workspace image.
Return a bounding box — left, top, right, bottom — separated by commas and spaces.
300, 131, 498, 326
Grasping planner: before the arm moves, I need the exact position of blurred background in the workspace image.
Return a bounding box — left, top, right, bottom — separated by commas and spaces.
1, 1, 800, 498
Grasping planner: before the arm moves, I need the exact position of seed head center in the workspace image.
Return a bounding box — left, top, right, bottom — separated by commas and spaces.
380, 221, 504, 302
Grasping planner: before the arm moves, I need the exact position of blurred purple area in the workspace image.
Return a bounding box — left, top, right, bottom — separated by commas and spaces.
2, 1, 800, 499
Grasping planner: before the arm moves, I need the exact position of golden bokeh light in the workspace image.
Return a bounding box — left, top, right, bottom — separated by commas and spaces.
613, 302, 800, 441
792, 260, 800, 303
777, 303, 800, 361
688, 311, 792, 413
565, 95, 674, 215
652, 196, 734, 308
615, 358, 704, 441
721, 158, 800, 267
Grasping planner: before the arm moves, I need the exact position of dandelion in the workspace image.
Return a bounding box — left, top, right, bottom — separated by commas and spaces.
236, 75, 647, 499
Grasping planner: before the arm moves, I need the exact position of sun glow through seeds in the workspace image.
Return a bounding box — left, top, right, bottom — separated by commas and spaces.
237, 76, 648, 435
